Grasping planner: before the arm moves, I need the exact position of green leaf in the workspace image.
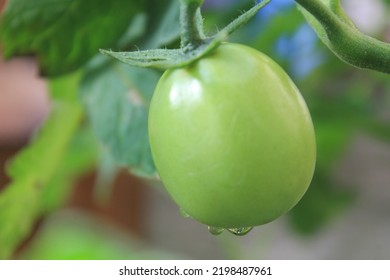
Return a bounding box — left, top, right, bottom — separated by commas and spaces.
0, 73, 87, 259
0, 107, 82, 259
78, 0, 185, 176
0, 0, 144, 76
79, 60, 160, 177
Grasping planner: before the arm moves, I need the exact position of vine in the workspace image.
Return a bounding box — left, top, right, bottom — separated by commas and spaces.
295, 0, 390, 74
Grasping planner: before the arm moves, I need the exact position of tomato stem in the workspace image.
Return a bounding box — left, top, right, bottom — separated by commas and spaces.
295, 0, 390, 74
100, 1, 270, 69
179, 0, 206, 52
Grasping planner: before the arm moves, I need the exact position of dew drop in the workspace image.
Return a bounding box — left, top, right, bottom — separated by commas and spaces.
208, 226, 224, 235
227, 227, 253, 236
179, 208, 190, 218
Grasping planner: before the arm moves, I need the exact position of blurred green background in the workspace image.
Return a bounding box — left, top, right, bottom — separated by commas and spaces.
0, 0, 389, 259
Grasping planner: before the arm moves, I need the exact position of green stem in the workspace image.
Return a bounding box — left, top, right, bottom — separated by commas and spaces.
221, 0, 271, 36
295, 0, 390, 74
180, 0, 204, 4
101, 0, 270, 70
295, 0, 338, 29
179, 0, 205, 51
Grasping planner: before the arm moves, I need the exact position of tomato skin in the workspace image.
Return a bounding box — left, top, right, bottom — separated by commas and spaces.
148, 43, 316, 228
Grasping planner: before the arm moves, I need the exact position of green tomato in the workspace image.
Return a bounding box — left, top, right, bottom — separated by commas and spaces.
148, 43, 316, 230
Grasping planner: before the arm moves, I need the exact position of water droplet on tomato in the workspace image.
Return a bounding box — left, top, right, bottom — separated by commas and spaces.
208, 226, 224, 235
179, 208, 190, 218
227, 227, 253, 236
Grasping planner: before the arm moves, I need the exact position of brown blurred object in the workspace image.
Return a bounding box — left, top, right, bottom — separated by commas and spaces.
0, 0, 5, 12
0, 52, 50, 193
0, 56, 50, 148
0, 149, 12, 192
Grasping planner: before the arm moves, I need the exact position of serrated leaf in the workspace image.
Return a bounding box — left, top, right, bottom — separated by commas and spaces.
80, 60, 160, 177
0, 0, 144, 76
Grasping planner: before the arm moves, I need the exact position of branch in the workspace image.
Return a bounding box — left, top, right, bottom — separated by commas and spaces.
295, 0, 390, 74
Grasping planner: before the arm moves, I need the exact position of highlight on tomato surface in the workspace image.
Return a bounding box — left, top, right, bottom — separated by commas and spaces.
148, 43, 316, 236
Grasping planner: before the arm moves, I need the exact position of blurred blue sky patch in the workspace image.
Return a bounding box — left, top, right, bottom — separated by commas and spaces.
276, 24, 326, 79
